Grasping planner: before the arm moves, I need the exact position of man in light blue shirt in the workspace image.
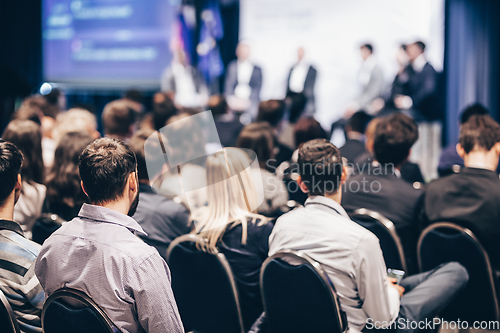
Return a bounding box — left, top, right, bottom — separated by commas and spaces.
35, 138, 184, 333
269, 139, 468, 332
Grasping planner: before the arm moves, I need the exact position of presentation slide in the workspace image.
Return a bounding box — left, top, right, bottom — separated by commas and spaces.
43, 0, 176, 88
239, 0, 444, 126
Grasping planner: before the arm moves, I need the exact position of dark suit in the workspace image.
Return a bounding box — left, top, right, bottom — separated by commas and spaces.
342, 166, 424, 273
340, 138, 366, 163
419, 167, 500, 270
224, 60, 263, 117
286, 65, 317, 114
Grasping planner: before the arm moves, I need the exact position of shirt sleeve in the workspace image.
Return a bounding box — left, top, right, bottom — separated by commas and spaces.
354, 232, 400, 325
129, 253, 184, 333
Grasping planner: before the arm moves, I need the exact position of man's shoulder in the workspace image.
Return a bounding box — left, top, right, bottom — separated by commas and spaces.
0, 229, 40, 260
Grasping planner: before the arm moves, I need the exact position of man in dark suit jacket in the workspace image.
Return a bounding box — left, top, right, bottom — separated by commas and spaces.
224, 42, 262, 118
286, 47, 317, 115
342, 113, 424, 274
339, 111, 371, 163
419, 115, 500, 270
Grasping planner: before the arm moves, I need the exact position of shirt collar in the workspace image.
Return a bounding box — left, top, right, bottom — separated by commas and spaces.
78, 203, 147, 236
304, 196, 350, 219
412, 54, 427, 72
0, 219, 24, 237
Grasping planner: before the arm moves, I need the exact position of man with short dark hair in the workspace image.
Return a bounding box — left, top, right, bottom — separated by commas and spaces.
0, 140, 45, 333
101, 99, 136, 140
342, 113, 423, 273
339, 111, 371, 163
35, 138, 183, 333
269, 138, 468, 333
420, 114, 500, 270
129, 129, 191, 260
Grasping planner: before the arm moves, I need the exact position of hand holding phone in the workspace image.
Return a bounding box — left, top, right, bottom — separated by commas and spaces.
387, 268, 405, 285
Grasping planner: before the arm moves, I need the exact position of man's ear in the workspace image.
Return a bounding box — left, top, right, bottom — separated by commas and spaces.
128, 172, 138, 193
340, 165, 348, 186
14, 174, 22, 204
456, 143, 466, 159
81, 181, 89, 198
296, 175, 309, 194
493, 142, 500, 156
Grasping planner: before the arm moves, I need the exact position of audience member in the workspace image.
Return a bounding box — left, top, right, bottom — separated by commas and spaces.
2, 120, 46, 238
286, 47, 317, 115
152, 92, 177, 131
269, 138, 468, 332
51, 108, 100, 143
236, 122, 289, 216
193, 147, 274, 330
0, 140, 44, 333
343, 113, 423, 272
129, 129, 192, 260
35, 138, 184, 333
339, 111, 371, 163
419, 115, 500, 270
207, 95, 244, 147
101, 99, 137, 141
293, 117, 328, 150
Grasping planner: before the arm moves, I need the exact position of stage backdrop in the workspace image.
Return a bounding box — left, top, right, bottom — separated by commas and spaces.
239, 0, 444, 127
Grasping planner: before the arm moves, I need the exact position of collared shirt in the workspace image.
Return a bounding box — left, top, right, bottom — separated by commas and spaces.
289, 60, 309, 93
358, 55, 377, 86
412, 54, 427, 72
35, 204, 184, 333
269, 196, 400, 333
0, 219, 44, 333
235, 60, 254, 100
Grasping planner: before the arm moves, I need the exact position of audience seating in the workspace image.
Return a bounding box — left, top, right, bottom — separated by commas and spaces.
31, 213, 66, 245
418, 222, 500, 322
260, 249, 348, 333
349, 208, 407, 272
166, 234, 245, 333
0, 289, 20, 333
42, 288, 118, 333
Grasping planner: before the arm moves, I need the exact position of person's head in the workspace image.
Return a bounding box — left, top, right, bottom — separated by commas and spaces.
2, 120, 44, 184
128, 128, 159, 182
346, 111, 371, 135
288, 92, 307, 124
296, 139, 347, 199
406, 41, 425, 61
46, 132, 94, 209
256, 99, 285, 129
164, 112, 206, 166
79, 138, 139, 216
236, 122, 275, 170
374, 113, 418, 167
360, 44, 373, 61
43, 88, 65, 117
52, 108, 100, 143
457, 115, 500, 170
236, 42, 251, 61
297, 47, 305, 61
294, 117, 327, 149
207, 95, 228, 117
195, 147, 265, 252
0, 141, 23, 212
152, 92, 177, 130
101, 99, 136, 138
364, 117, 382, 152
460, 103, 489, 125
124, 89, 143, 105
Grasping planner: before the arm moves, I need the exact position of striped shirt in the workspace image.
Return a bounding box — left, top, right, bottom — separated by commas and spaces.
35, 203, 184, 333
0, 219, 44, 333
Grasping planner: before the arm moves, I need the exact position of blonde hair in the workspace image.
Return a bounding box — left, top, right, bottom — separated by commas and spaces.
52, 109, 98, 143
194, 147, 266, 252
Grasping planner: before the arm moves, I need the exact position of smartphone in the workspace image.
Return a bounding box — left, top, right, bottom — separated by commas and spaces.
387, 268, 405, 285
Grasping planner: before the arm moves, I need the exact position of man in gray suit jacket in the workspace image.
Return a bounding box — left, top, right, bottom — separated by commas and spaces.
224, 42, 262, 118
286, 47, 317, 115
353, 44, 384, 114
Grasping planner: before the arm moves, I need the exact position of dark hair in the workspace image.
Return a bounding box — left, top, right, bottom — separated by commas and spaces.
102, 99, 136, 136
152, 92, 177, 130
288, 93, 307, 123
361, 44, 373, 53
294, 117, 328, 148
460, 103, 489, 125
374, 113, 418, 166
128, 128, 158, 181
236, 122, 275, 169
124, 89, 143, 104
256, 100, 285, 128
207, 95, 228, 117
459, 115, 500, 154
347, 111, 372, 134
413, 41, 426, 52
0, 141, 23, 206
2, 120, 44, 184
297, 139, 343, 195
46, 132, 94, 210
79, 138, 137, 204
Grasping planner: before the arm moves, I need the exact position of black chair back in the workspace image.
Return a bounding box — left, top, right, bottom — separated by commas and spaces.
42, 288, 118, 333
418, 222, 500, 322
166, 234, 245, 333
260, 250, 348, 333
350, 208, 407, 272
0, 289, 20, 333
32, 213, 65, 245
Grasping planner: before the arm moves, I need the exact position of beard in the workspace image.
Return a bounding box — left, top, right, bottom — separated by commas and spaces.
127, 192, 140, 217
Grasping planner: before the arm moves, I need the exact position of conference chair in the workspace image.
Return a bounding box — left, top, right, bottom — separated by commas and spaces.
350, 208, 407, 272
42, 288, 119, 333
418, 222, 500, 322
260, 250, 349, 333
166, 234, 245, 333
0, 289, 20, 333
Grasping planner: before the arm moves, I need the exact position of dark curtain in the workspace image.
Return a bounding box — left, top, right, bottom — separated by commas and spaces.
445, 0, 500, 144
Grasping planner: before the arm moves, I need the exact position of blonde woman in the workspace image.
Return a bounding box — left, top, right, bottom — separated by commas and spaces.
193, 147, 274, 331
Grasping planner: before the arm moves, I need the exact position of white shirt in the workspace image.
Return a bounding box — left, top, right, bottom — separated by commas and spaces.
289, 60, 309, 93
171, 63, 199, 107
412, 54, 427, 73
14, 181, 46, 239
235, 60, 254, 99
358, 55, 377, 86
269, 195, 400, 332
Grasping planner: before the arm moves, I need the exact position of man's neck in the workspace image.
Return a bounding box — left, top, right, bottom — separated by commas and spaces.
463, 151, 498, 171
323, 189, 342, 206
95, 200, 130, 216
0, 198, 15, 221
